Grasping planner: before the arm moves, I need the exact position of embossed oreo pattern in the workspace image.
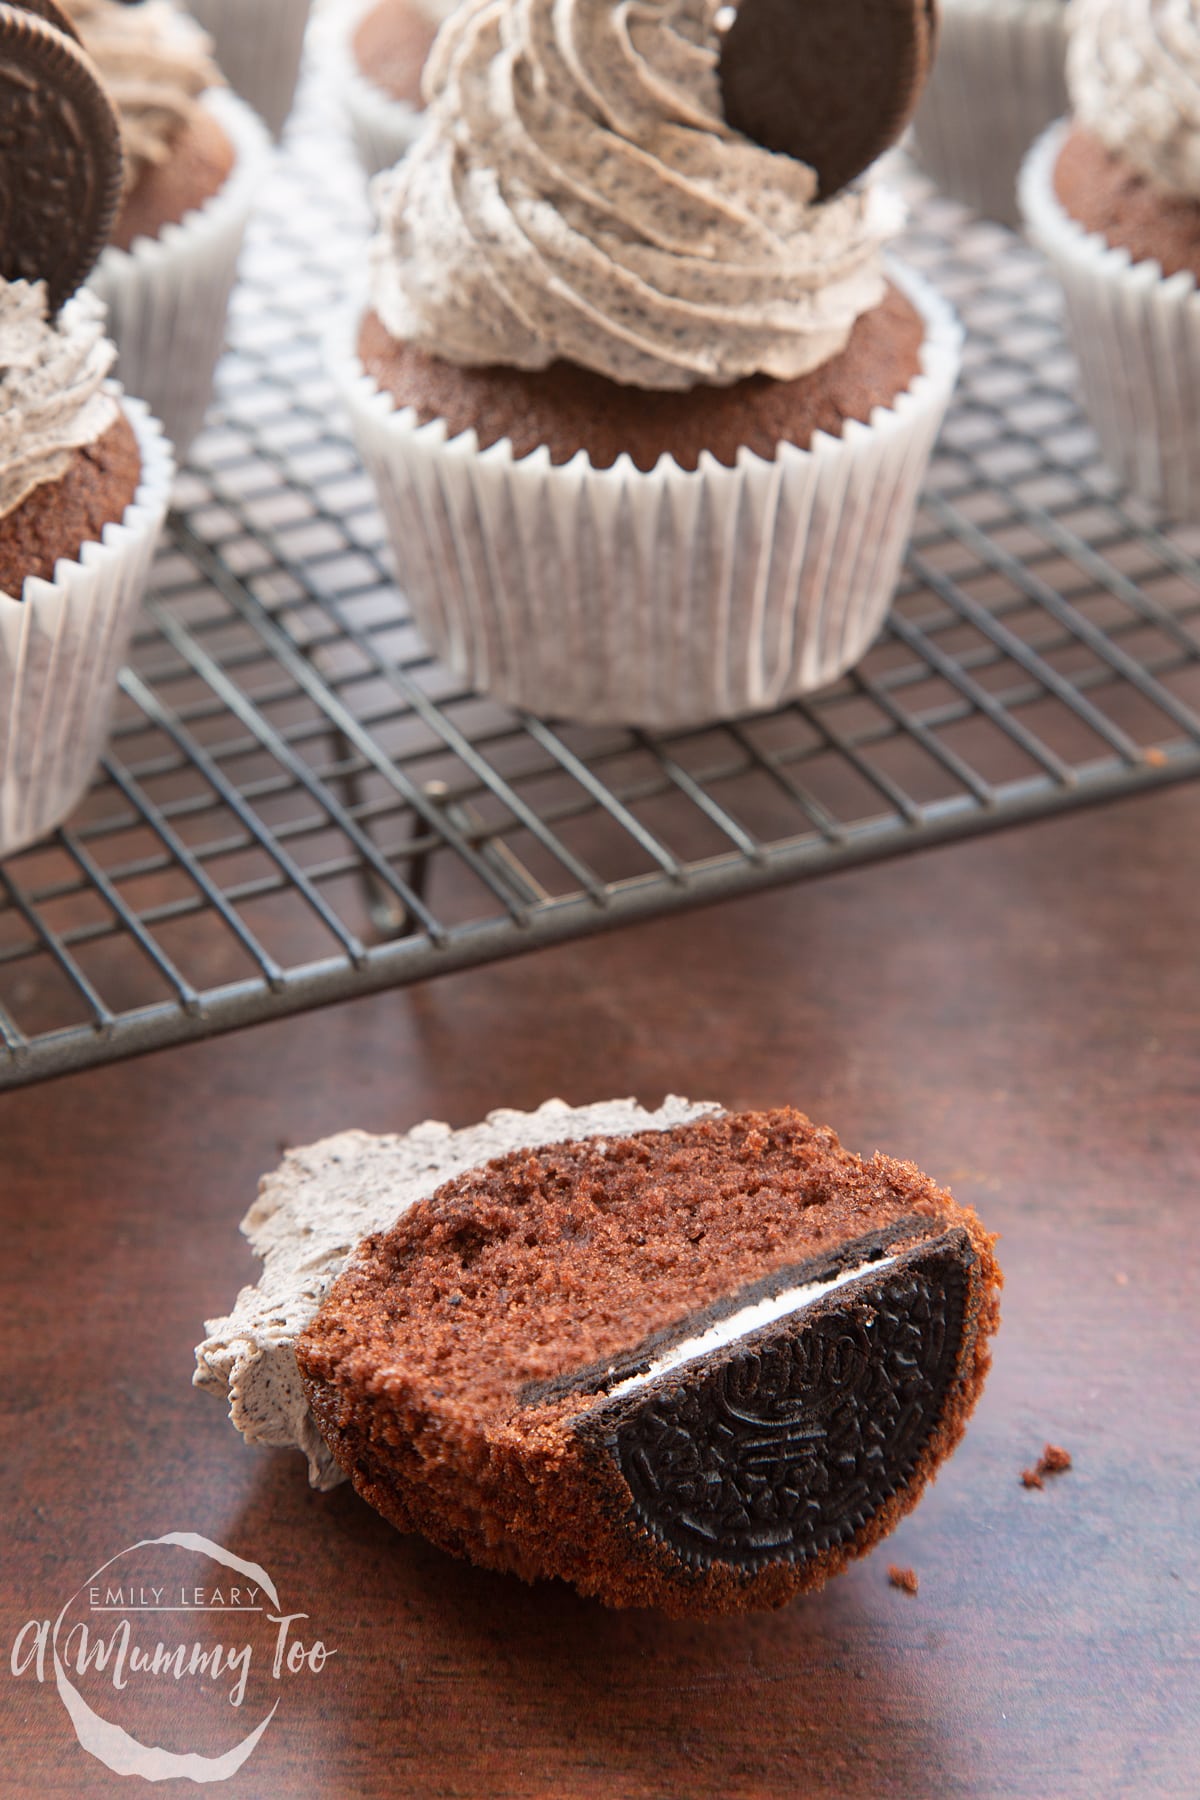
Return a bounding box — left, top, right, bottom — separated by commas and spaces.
612, 1243, 970, 1567
0, 7, 122, 312
7, 1, 81, 43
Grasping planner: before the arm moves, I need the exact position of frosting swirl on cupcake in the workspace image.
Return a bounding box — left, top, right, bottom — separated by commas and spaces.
1068, 0, 1200, 197
369, 0, 898, 391
64, 0, 221, 193
0, 280, 119, 519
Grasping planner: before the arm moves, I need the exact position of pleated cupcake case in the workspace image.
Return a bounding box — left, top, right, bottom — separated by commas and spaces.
185, 0, 313, 138
911, 0, 1068, 227
331, 263, 962, 730
0, 399, 173, 856
321, 0, 426, 180
88, 87, 271, 458
1021, 124, 1200, 518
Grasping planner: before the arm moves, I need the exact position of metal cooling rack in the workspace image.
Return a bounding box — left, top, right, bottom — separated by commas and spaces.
3, 76, 1200, 1090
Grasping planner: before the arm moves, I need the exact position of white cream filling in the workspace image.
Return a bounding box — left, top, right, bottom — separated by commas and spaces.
605, 1255, 898, 1400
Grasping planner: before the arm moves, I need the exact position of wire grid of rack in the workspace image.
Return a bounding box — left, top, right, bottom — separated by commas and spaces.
2, 76, 1200, 1090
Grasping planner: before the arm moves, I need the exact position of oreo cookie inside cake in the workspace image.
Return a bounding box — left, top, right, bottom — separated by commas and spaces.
295, 1107, 1001, 1616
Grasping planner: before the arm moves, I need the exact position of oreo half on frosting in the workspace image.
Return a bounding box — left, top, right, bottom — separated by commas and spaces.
0, 2, 122, 311
295, 1107, 1000, 1616
718, 0, 939, 199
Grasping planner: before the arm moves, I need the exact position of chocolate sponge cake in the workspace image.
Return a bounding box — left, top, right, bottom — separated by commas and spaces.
293, 1107, 1000, 1617
356, 283, 928, 475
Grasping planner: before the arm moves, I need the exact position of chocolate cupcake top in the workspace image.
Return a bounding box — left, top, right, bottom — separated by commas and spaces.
1067, 0, 1200, 196
63, 0, 221, 194
0, 279, 118, 518
369, 0, 900, 391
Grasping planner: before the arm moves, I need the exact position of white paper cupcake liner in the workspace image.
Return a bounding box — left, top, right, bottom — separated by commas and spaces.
185, 0, 313, 138
911, 0, 1068, 228
1020, 123, 1200, 517
88, 88, 271, 460
330, 264, 963, 730
0, 399, 173, 857
323, 0, 425, 179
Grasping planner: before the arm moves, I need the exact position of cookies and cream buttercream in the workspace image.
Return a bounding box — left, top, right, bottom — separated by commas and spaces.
64, 0, 221, 192
1068, 0, 1200, 196
368, 0, 899, 390
0, 279, 119, 519
194, 1097, 721, 1488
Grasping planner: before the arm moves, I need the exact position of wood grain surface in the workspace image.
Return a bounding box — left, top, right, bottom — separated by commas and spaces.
1, 785, 1197, 1800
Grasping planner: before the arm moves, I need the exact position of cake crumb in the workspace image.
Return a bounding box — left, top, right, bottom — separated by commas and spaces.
1022, 1443, 1072, 1489
887, 1564, 919, 1595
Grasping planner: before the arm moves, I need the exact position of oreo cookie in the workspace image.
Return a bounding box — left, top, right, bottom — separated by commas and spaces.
718, 0, 939, 199
5, 0, 81, 42
580, 1232, 972, 1571
291, 1107, 1002, 1616
0, 3, 123, 312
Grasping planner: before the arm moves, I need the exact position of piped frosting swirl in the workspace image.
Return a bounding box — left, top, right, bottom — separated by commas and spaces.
1067, 0, 1200, 197
369, 0, 898, 391
64, 0, 221, 194
0, 279, 119, 522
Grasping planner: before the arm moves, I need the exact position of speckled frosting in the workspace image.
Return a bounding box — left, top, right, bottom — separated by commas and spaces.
64, 0, 222, 193
369, 0, 898, 390
0, 280, 118, 520
1068, 0, 1200, 196
194, 1097, 720, 1488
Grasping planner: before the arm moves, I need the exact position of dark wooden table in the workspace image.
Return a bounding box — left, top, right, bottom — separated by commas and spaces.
2, 785, 1197, 1800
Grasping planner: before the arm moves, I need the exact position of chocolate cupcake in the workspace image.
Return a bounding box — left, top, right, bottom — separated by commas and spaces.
1020, 0, 1200, 514
333, 0, 961, 728
0, 8, 172, 853
325, 0, 449, 179
196, 1101, 1001, 1618
66, 0, 269, 455
184, 0, 313, 139
911, 0, 1068, 227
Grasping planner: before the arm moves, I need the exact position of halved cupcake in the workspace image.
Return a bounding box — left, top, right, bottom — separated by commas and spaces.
196, 1100, 1002, 1616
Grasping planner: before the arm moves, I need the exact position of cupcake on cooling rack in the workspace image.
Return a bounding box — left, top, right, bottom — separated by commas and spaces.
184, 0, 312, 139
333, 0, 963, 729
0, 5, 172, 856
911, 0, 1068, 227
327, 0, 451, 179
197, 1099, 1001, 1616
1020, 0, 1200, 516
65, 0, 270, 456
